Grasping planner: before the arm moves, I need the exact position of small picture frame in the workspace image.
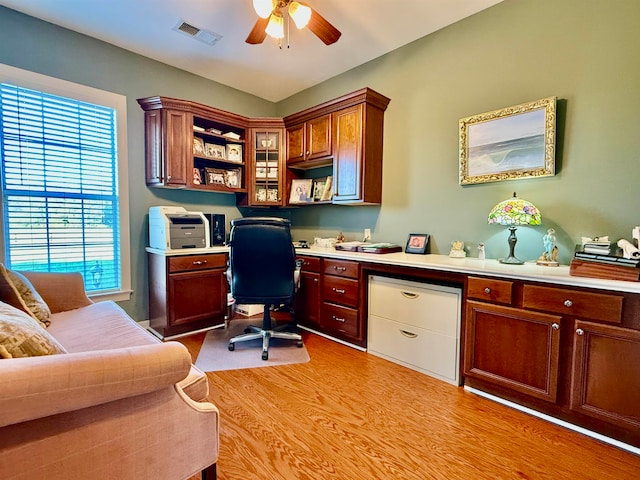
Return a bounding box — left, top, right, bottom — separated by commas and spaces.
312, 177, 327, 201
267, 188, 279, 202
205, 143, 226, 160
225, 168, 242, 189
192, 168, 203, 185
256, 187, 267, 202
320, 175, 333, 201
226, 144, 243, 162
289, 178, 313, 204
193, 137, 205, 156
204, 167, 226, 186
405, 233, 430, 254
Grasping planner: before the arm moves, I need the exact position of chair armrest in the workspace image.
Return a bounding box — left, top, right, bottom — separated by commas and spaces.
20, 271, 93, 313
0, 342, 192, 427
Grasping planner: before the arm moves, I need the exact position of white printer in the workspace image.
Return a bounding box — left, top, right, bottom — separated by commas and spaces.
149, 206, 209, 250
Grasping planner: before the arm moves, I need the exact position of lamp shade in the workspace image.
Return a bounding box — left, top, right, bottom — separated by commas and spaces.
253, 0, 275, 19
288, 2, 312, 29
265, 12, 285, 39
488, 192, 541, 226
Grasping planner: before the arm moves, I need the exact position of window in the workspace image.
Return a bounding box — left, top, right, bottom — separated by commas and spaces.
0, 64, 130, 300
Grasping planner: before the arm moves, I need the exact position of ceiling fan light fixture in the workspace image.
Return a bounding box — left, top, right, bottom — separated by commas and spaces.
253, 0, 275, 19
265, 12, 285, 39
288, 2, 312, 29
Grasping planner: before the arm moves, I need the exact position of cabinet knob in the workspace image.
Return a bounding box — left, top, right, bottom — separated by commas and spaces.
484, 287, 491, 294
564, 299, 573, 308
552, 323, 560, 330
576, 328, 584, 336
313, 278, 318, 283
306, 151, 310, 156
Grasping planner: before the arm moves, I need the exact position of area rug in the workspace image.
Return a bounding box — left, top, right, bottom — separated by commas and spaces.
195, 318, 310, 372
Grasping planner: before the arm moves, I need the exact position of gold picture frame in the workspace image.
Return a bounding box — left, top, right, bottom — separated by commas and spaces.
459, 96, 556, 185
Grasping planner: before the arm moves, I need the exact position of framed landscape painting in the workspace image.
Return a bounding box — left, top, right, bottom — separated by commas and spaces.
459, 96, 556, 185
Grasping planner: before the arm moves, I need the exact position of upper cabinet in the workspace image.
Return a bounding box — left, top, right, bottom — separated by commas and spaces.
286, 114, 332, 165
283, 88, 390, 206
137, 96, 248, 193
138, 88, 390, 206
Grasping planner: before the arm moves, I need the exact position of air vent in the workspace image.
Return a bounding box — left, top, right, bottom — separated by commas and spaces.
173, 20, 222, 46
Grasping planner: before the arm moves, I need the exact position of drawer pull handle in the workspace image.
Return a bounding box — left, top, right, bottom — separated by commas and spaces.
401, 291, 419, 299
564, 299, 573, 308
192, 260, 208, 266
484, 287, 491, 294
400, 330, 418, 339
552, 323, 560, 330
332, 315, 346, 323
332, 288, 346, 294
576, 328, 584, 336
333, 266, 347, 271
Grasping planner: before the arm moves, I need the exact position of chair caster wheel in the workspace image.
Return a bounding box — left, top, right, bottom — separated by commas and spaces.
297, 341, 303, 348
261, 351, 268, 360
228, 343, 235, 351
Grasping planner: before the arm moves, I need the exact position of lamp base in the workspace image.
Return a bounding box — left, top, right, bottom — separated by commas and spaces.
499, 255, 524, 265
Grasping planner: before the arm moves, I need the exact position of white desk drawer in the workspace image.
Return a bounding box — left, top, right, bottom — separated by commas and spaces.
368, 276, 461, 336
368, 314, 459, 384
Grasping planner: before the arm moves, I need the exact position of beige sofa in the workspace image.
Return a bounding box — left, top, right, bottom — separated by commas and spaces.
0, 271, 219, 480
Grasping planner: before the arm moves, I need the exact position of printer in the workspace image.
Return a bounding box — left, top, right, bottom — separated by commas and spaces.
149, 206, 209, 250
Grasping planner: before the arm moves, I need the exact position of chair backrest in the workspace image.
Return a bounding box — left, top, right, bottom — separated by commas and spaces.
228, 217, 296, 305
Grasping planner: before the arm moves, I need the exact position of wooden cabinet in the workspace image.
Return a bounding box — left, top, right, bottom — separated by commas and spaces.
286, 114, 332, 164
295, 255, 321, 331
463, 275, 640, 447
245, 123, 285, 206
464, 300, 562, 402
138, 96, 248, 194
284, 88, 390, 206
570, 321, 640, 433
320, 259, 365, 346
148, 252, 228, 338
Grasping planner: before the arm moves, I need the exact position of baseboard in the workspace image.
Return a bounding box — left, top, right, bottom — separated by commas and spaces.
464, 386, 640, 456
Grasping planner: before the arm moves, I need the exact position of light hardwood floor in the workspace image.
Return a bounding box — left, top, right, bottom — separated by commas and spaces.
179, 329, 640, 480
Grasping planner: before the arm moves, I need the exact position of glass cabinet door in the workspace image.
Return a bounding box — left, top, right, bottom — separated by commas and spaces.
250, 129, 283, 206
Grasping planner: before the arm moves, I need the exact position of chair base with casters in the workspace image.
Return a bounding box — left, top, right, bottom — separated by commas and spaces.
228, 304, 303, 360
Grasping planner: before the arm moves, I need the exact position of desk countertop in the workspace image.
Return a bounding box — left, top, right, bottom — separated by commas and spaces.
146, 245, 640, 294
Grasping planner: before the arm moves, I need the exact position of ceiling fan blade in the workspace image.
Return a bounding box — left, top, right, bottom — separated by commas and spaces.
306, 7, 342, 45
246, 17, 270, 44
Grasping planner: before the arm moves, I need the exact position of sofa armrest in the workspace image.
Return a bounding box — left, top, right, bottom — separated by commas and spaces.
20, 271, 93, 313
0, 341, 192, 427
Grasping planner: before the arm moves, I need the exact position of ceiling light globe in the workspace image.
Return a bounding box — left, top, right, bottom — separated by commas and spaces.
253, 0, 275, 19
265, 12, 285, 39
288, 2, 312, 29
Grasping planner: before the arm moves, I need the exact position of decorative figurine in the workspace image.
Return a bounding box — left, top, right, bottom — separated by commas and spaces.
477, 242, 485, 260
449, 240, 466, 258
537, 228, 559, 266
336, 232, 345, 243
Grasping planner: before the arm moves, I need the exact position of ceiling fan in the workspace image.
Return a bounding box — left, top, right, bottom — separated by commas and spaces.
246, 0, 342, 46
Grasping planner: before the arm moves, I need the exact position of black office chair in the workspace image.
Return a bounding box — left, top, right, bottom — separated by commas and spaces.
227, 217, 303, 360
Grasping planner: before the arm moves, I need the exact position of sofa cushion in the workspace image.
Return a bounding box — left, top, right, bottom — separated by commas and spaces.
0, 301, 66, 358
0, 264, 52, 328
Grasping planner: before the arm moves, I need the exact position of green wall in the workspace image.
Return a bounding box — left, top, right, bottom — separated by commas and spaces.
1, 0, 639, 321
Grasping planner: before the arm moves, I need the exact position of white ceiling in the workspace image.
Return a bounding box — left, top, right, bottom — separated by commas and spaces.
1, 0, 503, 102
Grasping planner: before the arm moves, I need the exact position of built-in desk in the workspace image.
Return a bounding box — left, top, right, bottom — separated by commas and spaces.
295, 246, 640, 451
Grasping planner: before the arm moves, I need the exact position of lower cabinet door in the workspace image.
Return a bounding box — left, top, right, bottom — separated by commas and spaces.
570, 320, 640, 430
168, 269, 226, 326
296, 270, 321, 330
464, 301, 562, 403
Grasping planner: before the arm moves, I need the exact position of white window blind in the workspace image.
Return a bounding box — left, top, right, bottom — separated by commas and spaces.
0, 83, 121, 293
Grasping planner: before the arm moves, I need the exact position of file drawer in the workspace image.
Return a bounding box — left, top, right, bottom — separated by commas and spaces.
168, 253, 227, 273
368, 276, 460, 336
467, 276, 513, 305
322, 302, 359, 338
323, 275, 359, 308
323, 259, 359, 279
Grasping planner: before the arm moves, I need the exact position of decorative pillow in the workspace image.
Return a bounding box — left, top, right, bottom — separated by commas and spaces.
0, 264, 51, 328
0, 301, 66, 358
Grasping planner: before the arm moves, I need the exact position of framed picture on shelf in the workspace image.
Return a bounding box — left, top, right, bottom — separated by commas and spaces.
312, 177, 327, 201
205, 143, 226, 160
193, 137, 205, 156
256, 187, 267, 202
256, 166, 267, 178
226, 144, 243, 162
405, 233, 430, 254
204, 167, 226, 186
192, 168, 203, 185
225, 168, 242, 189
289, 178, 313, 204
320, 175, 333, 201
267, 167, 278, 179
